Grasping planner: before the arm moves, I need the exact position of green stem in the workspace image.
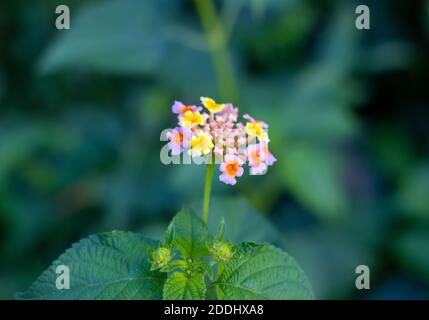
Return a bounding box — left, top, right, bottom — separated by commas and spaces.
202, 159, 215, 223
195, 0, 240, 223
194, 0, 239, 102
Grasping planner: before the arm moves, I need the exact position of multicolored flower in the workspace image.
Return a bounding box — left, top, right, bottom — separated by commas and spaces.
172, 101, 201, 118
166, 126, 191, 155
164, 96, 276, 185
219, 154, 244, 185
246, 144, 267, 175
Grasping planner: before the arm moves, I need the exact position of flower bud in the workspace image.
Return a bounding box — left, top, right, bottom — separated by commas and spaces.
211, 240, 233, 262
151, 247, 172, 269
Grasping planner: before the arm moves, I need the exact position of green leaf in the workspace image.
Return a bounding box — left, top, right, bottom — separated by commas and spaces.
215, 243, 313, 300
163, 272, 206, 300
167, 208, 212, 259
17, 231, 165, 300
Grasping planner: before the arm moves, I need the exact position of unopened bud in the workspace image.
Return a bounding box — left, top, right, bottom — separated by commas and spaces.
211, 240, 233, 262
151, 247, 172, 269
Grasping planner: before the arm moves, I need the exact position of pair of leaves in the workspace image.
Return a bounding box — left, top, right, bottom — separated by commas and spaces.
18, 209, 313, 300
161, 209, 210, 299
167, 208, 212, 259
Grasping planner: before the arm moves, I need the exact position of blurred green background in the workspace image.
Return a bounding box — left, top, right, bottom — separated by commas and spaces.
1, 0, 429, 299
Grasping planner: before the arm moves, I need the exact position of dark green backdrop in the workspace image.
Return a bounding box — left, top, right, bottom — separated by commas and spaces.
0, 0, 428, 299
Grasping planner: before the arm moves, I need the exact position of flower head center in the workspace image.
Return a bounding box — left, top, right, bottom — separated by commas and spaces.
180, 106, 195, 115
225, 162, 239, 176
172, 131, 184, 145
251, 150, 261, 165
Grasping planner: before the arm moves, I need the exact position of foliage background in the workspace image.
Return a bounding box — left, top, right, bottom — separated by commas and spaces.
1, 0, 429, 299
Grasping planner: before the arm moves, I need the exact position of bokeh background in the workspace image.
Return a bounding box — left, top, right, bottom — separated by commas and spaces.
1, 0, 429, 299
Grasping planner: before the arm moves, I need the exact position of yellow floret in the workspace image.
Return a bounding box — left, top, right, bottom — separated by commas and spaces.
180, 110, 204, 128
201, 97, 225, 113
245, 122, 269, 141
190, 131, 214, 156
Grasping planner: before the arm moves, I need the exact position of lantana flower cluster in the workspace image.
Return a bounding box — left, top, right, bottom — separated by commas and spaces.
166, 97, 276, 185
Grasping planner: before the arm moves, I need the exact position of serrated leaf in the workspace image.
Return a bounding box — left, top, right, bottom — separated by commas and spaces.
167, 208, 212, 259
17, 231, 165, 300
215, 243, 313, 300
163, 272, 206, 300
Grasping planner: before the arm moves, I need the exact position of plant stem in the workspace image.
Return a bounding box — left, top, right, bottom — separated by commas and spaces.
195, 0, 240, 223
194, 0, 239, 102
202, 158, 215, 223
